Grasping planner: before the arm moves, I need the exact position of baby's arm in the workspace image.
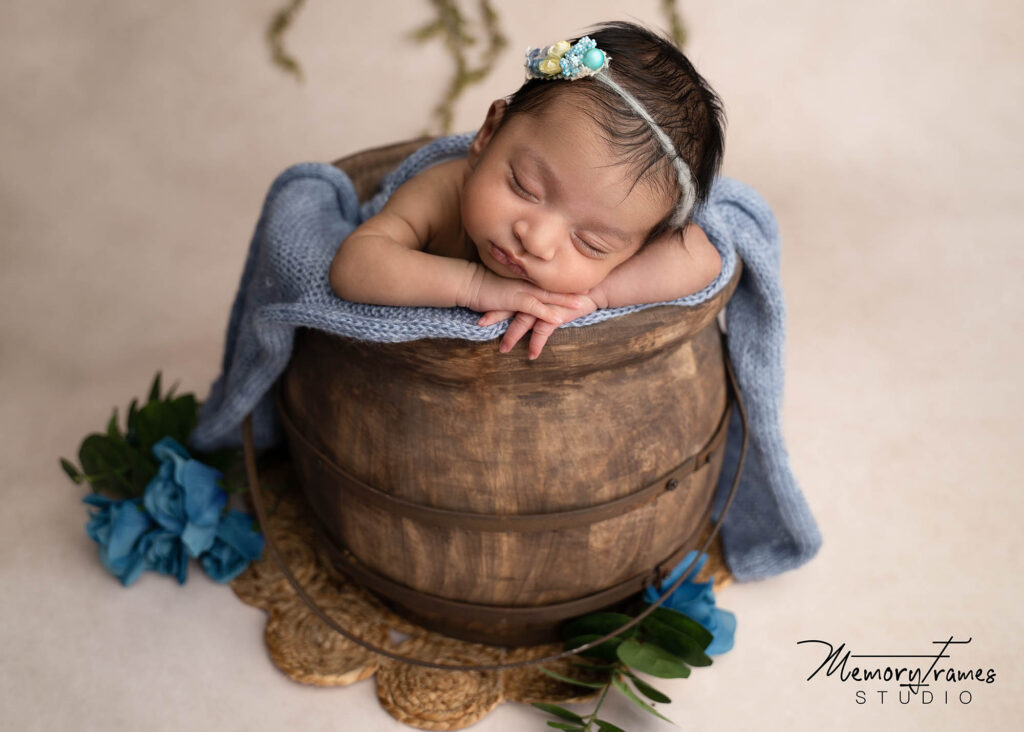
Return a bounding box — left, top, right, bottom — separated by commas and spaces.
587, 223, 721, 309
329, 164, 580, 321
486, 224, 721, 358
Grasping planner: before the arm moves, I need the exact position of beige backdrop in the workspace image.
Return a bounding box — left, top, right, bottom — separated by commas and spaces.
2, 1, 1022, 730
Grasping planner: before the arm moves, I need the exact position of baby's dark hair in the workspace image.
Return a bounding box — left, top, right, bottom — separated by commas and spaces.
500, 21, 725, 232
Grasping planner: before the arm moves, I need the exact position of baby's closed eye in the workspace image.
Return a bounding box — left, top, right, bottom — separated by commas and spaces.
508, 168, 538, 201
572, 233, 607, 258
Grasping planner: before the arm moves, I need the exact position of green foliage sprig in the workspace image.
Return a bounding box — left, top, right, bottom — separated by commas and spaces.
263, 0, 688, 133
267, 0, 308, 82
534, 607, 713, 730
660, 0, 688, 48
411, 0, 507, 134
60, 373, 247, 499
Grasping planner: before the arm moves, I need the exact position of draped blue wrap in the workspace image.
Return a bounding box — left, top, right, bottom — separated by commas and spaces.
192, 134, 821, 581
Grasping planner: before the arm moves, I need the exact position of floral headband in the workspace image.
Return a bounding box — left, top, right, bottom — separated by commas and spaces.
524, 36, 696, 226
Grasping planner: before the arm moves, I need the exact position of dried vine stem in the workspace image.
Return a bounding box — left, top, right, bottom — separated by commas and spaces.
661, 0, 689, 48
267, 0, 307, 82
264, 0, 687, 132
412, 0, 507, 134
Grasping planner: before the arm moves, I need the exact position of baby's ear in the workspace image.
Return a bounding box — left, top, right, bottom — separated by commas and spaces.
467, 99, 507, 167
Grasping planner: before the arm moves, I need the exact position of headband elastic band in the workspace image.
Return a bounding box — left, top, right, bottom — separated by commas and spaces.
593, 74, 695, 225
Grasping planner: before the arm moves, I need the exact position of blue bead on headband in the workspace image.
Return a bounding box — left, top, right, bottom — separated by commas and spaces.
523, 36, 696, 226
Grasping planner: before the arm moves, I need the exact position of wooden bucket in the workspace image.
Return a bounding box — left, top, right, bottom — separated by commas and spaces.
277, 140, 740, 645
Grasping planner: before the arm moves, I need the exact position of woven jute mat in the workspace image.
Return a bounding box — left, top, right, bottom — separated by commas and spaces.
232, 482, 731, 731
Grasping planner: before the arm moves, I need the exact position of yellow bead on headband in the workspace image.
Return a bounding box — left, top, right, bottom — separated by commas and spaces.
523, 36, 696, 225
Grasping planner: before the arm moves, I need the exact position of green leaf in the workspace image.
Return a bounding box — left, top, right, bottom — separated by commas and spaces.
132, 394, 197, 455
164, 394, 198, 443
60, 458, 83, 483
531, 703, 584, 723
198, 447, 246, 492
411, 18, 444, 41
611, 675, 677, 725
561, 612, 636, 642
616, 639, 690, 679
133, 402, 169, 455
624, 672, 672, 703
570, 660, 618, 671
595, 720, 628, 732
78, 434, 137, 497
642, 617, 712, 667
545, 723, 585, 731
563, 634, 623, 662
78, 433, 157, 497
106, 408, 121, 438
147, 372, 162, 403
539, 666, 608, 689
123, 445, 159, 495
644, 607, 714, 650
126, 398, 140, 444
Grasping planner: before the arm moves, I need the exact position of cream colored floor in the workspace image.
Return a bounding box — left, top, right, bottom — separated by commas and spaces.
2, 1, 1022, 730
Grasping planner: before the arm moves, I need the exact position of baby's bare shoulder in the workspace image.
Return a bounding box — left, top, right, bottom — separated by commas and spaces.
388, 159, 467, 206
377, 160, 468, 247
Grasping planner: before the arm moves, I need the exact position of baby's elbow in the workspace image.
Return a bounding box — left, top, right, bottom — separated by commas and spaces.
698, 243, 722, 290
685, 228, 722, 292
329, 244, 357, 301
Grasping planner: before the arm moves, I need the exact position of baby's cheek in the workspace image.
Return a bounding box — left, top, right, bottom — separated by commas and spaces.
461, 186, 490, 242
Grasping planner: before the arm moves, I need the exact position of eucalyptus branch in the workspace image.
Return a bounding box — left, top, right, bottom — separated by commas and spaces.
583, 675, 613, 731
530, 605, 720, 730
534, 662, 673, 731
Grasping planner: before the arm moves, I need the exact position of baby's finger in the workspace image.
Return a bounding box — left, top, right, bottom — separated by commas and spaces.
477, 310, 515, 326
500, 313, 537, 353
528, 321, 558, 360
530, 287, 583, 309
513, 294, 563, 325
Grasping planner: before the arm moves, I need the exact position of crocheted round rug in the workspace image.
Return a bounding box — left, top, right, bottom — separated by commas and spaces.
231, 482, 732, 731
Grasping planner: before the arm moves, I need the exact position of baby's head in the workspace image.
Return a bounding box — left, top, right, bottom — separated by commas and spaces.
463, 21, 726, 294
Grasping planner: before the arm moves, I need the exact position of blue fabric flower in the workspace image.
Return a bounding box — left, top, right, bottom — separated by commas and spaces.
140, 529, 189, 584
83, 495, 153, 586
643, 551, 737, 655
199, 510, 265, 583
143, 437, 226, 557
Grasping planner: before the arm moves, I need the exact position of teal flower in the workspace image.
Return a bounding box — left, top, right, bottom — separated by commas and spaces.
643, 551, 737, 655
83, 495, 153, 586
140, 529, 188, 584
199, 510, 265, 583
143, 437, 226, 557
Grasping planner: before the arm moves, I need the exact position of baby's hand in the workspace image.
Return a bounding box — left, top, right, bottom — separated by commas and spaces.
459, 268, 582, 327
477, 294, 600, 360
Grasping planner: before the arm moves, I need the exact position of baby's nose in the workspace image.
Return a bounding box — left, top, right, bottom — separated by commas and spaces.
513, 219, 557, 261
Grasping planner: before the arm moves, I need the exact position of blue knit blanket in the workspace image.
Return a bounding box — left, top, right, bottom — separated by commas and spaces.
192, 134, 821, 581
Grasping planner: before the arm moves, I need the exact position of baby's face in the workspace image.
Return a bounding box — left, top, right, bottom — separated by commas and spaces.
462, 96, 673, 294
